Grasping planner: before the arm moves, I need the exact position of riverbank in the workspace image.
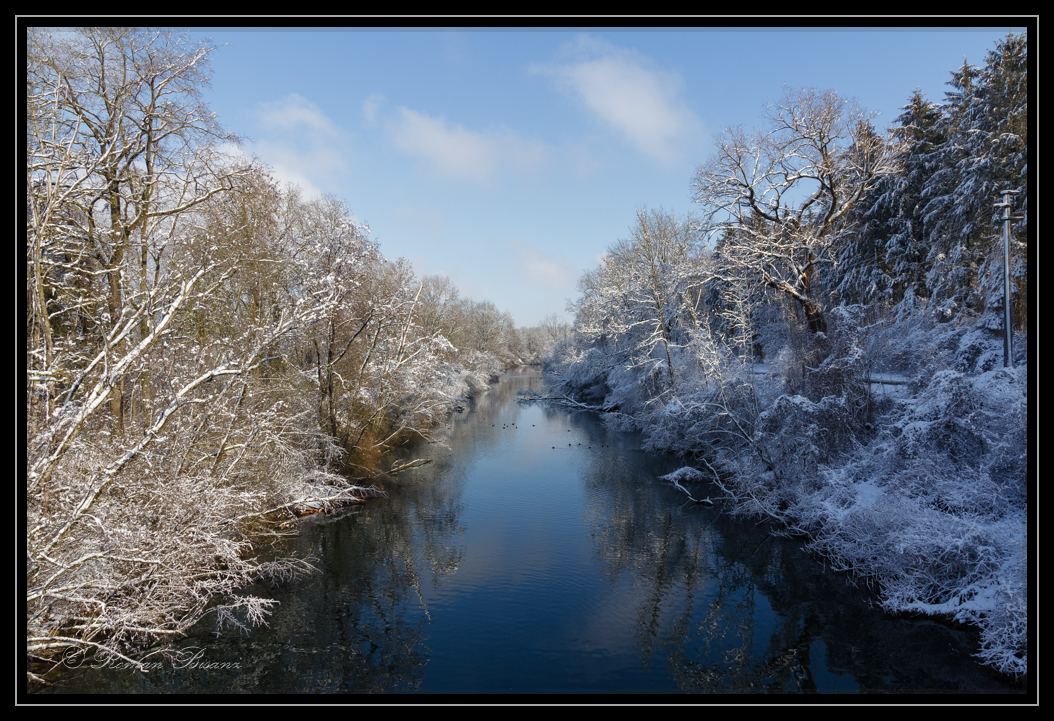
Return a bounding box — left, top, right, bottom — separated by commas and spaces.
26, 347, 513, 693
542, 313, 1029, 680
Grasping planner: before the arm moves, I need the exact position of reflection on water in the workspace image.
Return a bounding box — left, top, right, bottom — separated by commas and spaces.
40, 370, 1022, 694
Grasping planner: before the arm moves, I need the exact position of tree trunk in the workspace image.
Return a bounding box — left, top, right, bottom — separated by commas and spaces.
804, 301, 827, 335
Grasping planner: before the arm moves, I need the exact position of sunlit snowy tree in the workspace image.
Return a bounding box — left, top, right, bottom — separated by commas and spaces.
692, 87, 897, 334
572, 208, 705, 389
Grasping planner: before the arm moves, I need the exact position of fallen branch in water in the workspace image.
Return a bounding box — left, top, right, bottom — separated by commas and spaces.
389, 458, 433, 474
516, 387, 605, 411
233, 485, 388, 523
659, 467, 714, 505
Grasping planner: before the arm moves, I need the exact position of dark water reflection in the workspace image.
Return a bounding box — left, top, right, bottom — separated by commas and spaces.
41, 370, 1022, 695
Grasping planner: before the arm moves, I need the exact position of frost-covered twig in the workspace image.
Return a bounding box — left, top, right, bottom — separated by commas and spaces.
658, 467, 713, 505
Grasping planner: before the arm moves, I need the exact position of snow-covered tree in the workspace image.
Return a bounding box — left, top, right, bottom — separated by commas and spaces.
834, 89, 946, 309
415, 274, 464, 345
25, 28, 497, 683
26, 27, 253, 434
956, 33, 1027, 329
25, 29, 364, 679
692, 87, 897, 334
540, 313, 571, 346
572, 208, 704, 388
921, 33, 1027, 329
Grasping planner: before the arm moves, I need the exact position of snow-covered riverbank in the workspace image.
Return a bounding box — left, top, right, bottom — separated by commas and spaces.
545, 312, 1028, 679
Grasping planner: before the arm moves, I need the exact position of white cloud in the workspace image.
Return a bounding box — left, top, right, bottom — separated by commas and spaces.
388, 107, 546, 183
257, 93, 342, 137
506, 238, 578, 292
249, 93, 350, 197
362, 93, 385, 125
530, 36, 702, 164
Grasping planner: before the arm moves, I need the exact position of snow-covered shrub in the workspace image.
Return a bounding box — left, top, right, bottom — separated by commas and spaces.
708, 304, 1028, 677
457, 349, 504, 396
878, 312, 942, 376
26, 364, 346, 670
636, 388, 715, 456
601, 363, 646, 425
760, 394, 860, 482
543, 339, 613, 404
774, 306, 875, 411
972, 532, 1027, 676
568, 349, 615, 405
638, 374, 767, 459
790, 363, 1028, 676
587, 323, 763, 454
880, 310, 1011, 381
722, 307, 881, 504
951, 325, 1007, 373
660, 466, 708, 484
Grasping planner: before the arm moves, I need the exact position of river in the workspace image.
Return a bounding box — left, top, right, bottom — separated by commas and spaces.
41, 368, 1022, 695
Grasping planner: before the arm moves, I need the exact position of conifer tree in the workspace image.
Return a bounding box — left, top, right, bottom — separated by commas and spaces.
883, 90, 946, 308
835, 89, 945, 309
920, 58, 984, 317
920, 33, 1027, 327
965, 32, 1028, 331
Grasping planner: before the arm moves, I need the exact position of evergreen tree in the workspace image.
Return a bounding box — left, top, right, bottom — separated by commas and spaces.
921, 57, 985, 317
832, 118, 904, 306
921, 32, 1027, 327
966, 32, 1028, 331
882, 90, 946, 309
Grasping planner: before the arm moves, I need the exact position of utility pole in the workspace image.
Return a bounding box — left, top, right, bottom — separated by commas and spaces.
994, 190, 1019, 368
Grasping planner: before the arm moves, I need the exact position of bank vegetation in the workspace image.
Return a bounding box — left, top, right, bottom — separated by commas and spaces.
545, 34, 1028, 678
25, 27, 560, 686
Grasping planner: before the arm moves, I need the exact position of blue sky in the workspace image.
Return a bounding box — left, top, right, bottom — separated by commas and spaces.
186, 26, 1025, 327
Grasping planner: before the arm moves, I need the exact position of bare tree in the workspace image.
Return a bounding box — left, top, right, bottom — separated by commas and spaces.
573, 208, 703, 385
415, 274, 464, 345
464, 299, 512, 355
692, 88, 896, 334
25, 29, 375, 684
27, 27, 251, 433
540, 313, 569, 345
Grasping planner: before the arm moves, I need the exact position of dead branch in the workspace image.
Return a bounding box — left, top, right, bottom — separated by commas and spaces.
389, 458, 433, 474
